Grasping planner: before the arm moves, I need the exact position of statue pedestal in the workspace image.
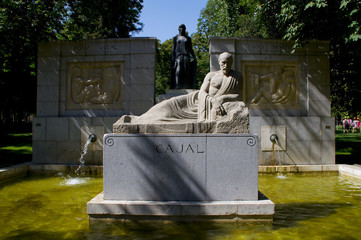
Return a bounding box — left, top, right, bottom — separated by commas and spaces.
157, 89, 197, 103
87, 134, 274, 222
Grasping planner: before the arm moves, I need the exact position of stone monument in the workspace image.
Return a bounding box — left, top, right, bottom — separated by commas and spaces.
171, 24, 197, 89
87, 52, 274, 221
33, 38, 157, 164
209, 38, 335, 165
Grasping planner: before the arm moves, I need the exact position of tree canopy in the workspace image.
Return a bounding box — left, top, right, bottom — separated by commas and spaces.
0, 0, 143, 127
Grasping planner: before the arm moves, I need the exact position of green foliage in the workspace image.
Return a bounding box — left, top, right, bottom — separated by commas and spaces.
0, 0, 69, 124
0, 132, 32, 167
0, 0, 144, 125
187, 0, 266, 90
258, 0, 333, 47
197, 0, 232, 38
257, 0, 361, 118
340, 0, 361, 43
191, 32, 210, 88
197, 0, 266, 39
335, 127, 361, 164
64, 0, 143, 40
155, 39, 172, 96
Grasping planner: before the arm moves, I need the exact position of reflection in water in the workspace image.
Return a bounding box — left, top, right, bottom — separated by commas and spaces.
1, 174, 361, 239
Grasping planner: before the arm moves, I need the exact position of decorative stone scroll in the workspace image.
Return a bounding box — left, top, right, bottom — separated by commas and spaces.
243, 61, 299, 109
66, 62, 124, 110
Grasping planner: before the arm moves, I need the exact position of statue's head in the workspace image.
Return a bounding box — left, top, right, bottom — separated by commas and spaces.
178, 24, 186, 35
218, 52, 233, 75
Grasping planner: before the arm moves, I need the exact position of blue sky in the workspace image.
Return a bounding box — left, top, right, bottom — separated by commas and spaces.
134, 0, 208, 42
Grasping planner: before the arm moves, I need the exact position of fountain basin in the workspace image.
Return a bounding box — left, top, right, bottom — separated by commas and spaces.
1, 169, 361, 239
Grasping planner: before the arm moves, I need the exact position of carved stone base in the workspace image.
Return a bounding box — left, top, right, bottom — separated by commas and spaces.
87, 193, 275, 222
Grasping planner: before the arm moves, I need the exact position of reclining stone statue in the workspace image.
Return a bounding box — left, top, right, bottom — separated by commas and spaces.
113, 52, 249, 134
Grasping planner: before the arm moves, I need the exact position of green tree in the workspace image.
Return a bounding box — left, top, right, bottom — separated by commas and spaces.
192, 0, 266, 89
155, 39, 172, 97
0, 0, 143, 128
191, 32, 210, 88
64, 0, 143, 40
197, 0, 266, 39
257, 0, 361, 118
0, 0, 68, 126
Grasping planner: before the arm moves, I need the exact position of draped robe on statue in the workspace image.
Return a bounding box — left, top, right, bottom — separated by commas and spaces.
120, 69, 243, 124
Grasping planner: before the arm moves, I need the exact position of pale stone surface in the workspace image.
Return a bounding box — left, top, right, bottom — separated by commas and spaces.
103, 134, 258, 201
34, 38, 156, 164
46, 118, 69, 141
261, 126, 286, 151
243, 61, 299, 109
209, 38, 334, 165
113, 104, 249, 134
33, 117, 115, 164
37, 38, 156, 118
87, 193, 274, 221
339, 165, 361, 179
250, 116, 335, 165
95, 133, 271, 220
66, 61, 124, 110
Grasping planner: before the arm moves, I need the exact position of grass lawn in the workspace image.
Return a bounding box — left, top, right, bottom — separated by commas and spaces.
0, 133, 32, 168
335, 125, 361, 164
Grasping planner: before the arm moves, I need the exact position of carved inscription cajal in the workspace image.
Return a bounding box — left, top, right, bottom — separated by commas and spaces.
66, 62, 124, 110
155, 144, 205, 154
243, 61, 300, 109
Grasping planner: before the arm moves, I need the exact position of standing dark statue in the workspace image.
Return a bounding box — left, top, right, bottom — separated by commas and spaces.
171, 24, 197, 89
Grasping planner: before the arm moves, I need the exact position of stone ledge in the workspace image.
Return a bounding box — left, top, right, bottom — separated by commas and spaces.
0, 163, 30, 181
87, 192, 274, 222
339, 164, 361, 179
258, 165, 339, 174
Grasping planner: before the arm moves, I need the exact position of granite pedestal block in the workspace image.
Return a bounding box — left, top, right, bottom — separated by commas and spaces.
88, 134, 274, 221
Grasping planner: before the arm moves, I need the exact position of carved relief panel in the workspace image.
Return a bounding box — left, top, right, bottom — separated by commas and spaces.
66, 62, 124, 110
243, 61, 300, 109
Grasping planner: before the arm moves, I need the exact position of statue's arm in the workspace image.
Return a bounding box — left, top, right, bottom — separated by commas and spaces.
199, 72, 215, 96
217, 93, 240, 104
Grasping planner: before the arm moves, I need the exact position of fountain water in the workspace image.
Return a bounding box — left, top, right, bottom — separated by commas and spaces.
270, 134, 297, 166
269, 134, 297, 178
75, 134, 97, 175
270, 134, 284, 178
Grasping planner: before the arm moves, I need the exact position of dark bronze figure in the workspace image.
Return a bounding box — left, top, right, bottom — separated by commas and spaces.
171, 24, 197, 89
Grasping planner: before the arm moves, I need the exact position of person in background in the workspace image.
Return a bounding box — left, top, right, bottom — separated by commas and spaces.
352, 117, 360, 133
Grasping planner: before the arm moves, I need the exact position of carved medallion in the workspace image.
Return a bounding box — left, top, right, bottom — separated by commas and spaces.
66, 62, 124, 110
243, 61, 299, 109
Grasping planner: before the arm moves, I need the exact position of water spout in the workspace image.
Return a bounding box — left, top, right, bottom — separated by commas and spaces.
88, 134, 97, 143
75, 134, 97, 175
269, 133, 297, 167
270, 134, 282, 166
270, 134, 279, 144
